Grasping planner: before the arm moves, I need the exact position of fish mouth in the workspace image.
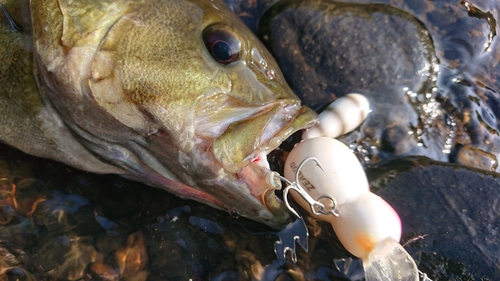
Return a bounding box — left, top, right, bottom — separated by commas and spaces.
235, 152, 284, 215
212, 102, 317, 220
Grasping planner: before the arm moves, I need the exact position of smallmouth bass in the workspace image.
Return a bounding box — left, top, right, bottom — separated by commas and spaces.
0, 0, 317, 228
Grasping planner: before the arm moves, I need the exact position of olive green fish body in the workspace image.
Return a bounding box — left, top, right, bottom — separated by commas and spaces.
0, 0, 316, 228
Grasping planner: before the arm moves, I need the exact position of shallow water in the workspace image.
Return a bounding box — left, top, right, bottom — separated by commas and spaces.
0, 145, 357, 280
1, 0, 500, 280
257, 0, 500, 171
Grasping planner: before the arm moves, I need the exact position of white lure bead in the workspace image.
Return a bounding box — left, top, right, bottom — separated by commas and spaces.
284, 137, 369, 209
302, 93, 370, 140
327, 192, 401, 259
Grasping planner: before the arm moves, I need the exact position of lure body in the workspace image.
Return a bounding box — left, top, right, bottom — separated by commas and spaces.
283, 94, 419, 281
284, 137, 401, 258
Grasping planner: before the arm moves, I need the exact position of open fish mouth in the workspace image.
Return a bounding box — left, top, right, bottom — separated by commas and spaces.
212, 102, 316, 222
235, 151, 284, 215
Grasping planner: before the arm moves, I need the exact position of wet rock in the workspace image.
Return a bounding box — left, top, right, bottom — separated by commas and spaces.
258, 0, 452, 164
258, 0, 500, 172
367, 156, 500, 280
449, 143, 498, 171
223, 0, 275, 33
259, 0, 436, 108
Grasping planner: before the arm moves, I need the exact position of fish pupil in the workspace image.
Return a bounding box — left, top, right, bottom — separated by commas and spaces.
203, 25, 240, 65
212, 41, 233, 63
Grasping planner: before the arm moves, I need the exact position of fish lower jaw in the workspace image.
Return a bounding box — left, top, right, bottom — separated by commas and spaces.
235, 153, 284, 215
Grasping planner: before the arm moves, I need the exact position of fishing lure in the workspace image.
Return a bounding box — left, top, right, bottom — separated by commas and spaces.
283, 138, 417, 281
302, 93, 371, 140
279, 94, 431, 281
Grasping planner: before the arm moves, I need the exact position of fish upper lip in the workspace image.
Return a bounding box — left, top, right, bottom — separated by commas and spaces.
213, 102, 314, 173
213, 103, 317, 216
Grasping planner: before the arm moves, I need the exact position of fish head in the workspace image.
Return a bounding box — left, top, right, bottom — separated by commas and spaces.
31, 0, 317, 228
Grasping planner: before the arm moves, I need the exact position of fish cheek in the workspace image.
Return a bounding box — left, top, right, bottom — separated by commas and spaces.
98, 4, 208, 135
89, 46, 151, 136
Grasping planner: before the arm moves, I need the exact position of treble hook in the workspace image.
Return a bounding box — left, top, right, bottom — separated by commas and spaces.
279, 157, 340, 218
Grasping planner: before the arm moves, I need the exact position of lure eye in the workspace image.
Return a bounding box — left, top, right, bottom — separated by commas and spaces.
203, 26, 241, 65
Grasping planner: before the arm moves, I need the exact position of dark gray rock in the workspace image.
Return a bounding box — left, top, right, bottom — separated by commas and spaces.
368, 157, 500, 280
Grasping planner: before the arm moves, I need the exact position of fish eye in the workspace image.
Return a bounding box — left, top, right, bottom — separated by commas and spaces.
203, 25, 241, 65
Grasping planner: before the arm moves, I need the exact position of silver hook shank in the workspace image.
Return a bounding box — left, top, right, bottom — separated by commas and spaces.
281, 157, 339, 218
